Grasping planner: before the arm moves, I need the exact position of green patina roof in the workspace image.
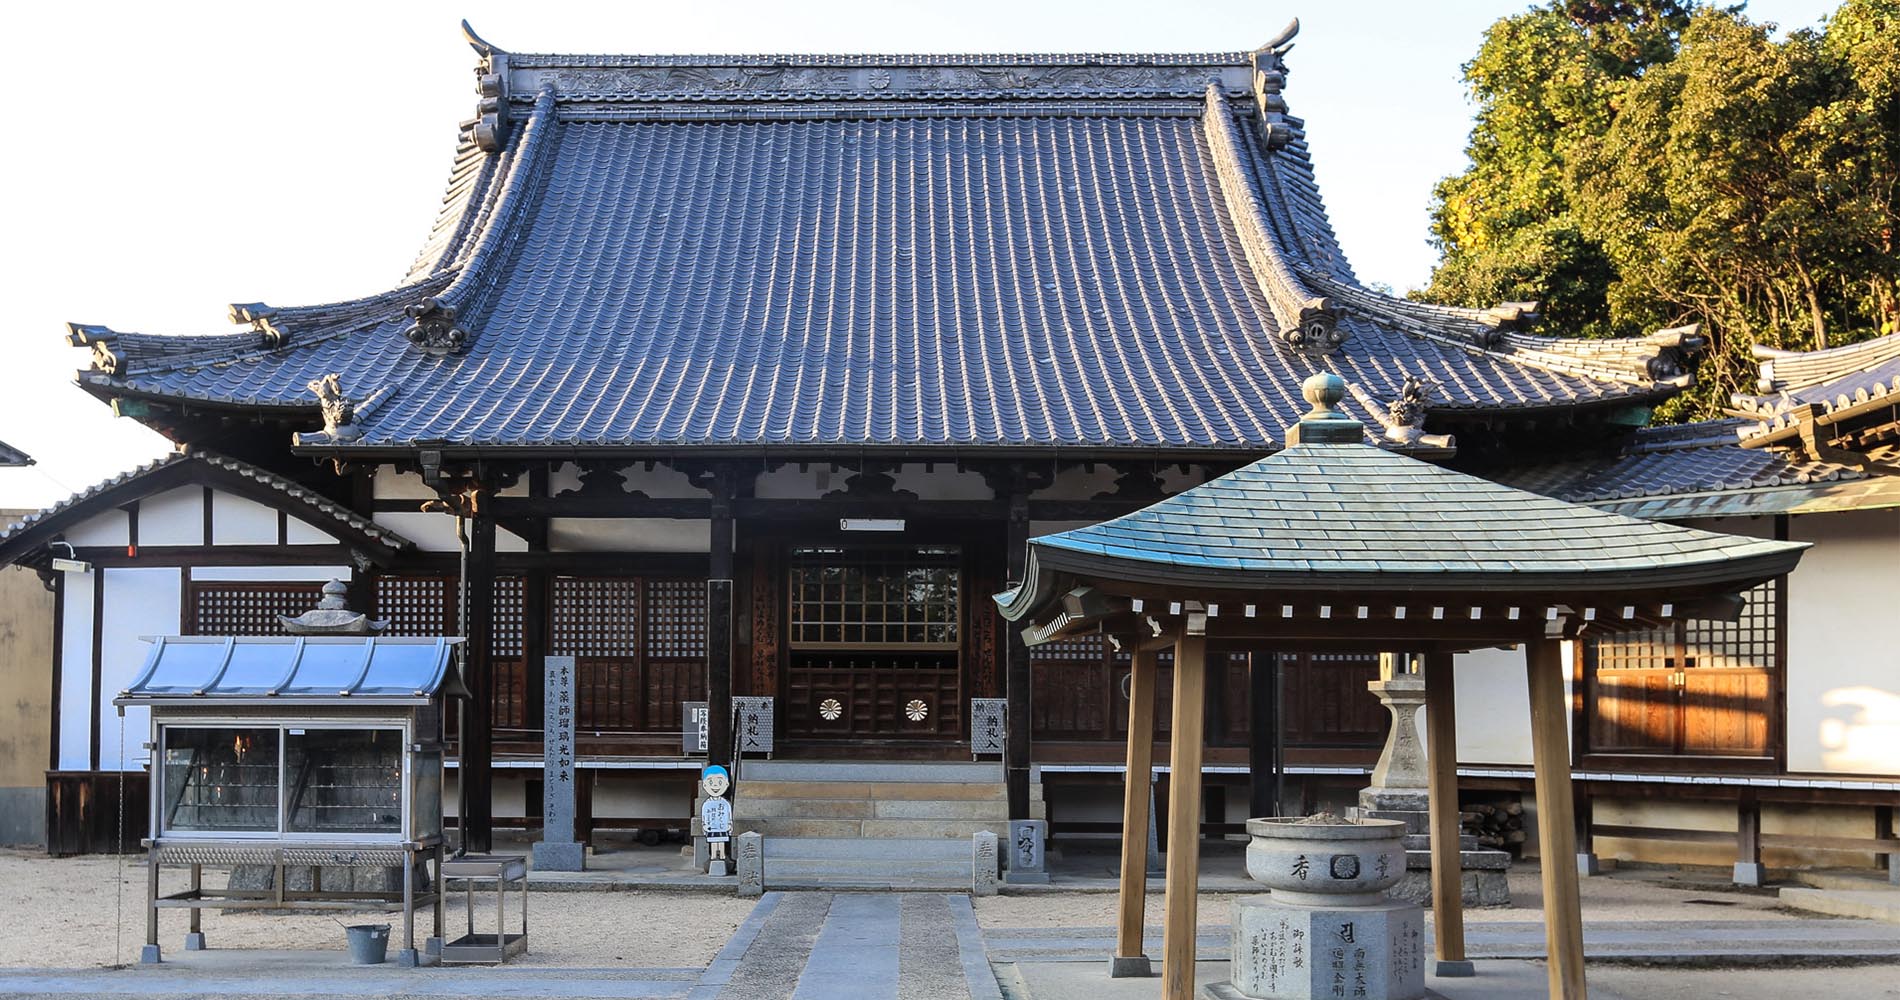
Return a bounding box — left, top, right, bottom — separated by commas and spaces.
998, 376, 1808, 621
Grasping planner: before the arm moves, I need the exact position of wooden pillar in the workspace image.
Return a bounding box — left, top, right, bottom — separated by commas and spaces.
1247, 651, 1280, 818
1526, 638, 1587, 999
1112, 646, 1159, 977
1423, 651, 1472, 977
708, 483, 735, 769
463, 500, 497, 854
1004, 492, 1032, 818
1161, 627, 1208, 1000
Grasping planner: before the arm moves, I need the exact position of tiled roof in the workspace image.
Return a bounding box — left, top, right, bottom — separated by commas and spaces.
997, 392, 1806, 620
0, 440, 31, 467
69, 36, 1702, 456
0, 452, 410, 563
1731, 333, 1900, 446
1489, 420, 1900, 520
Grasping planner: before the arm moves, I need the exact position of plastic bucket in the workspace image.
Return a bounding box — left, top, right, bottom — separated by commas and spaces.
345, 923, 391, 964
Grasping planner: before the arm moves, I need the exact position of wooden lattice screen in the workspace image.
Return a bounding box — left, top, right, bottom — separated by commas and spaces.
375, 574, 530, 730
1586, 579, 1781, 758
186, 582, 327, 636
549, 578, 706, 734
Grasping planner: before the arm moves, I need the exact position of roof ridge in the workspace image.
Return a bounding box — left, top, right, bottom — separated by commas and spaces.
1200, 87, 1342, 355
396, 85, 561, 357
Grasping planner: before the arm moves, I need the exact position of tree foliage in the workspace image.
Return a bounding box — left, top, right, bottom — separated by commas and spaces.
1422, 0, 1900, 420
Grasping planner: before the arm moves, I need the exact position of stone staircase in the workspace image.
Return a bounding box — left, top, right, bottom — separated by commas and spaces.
731, 760, 1029, 890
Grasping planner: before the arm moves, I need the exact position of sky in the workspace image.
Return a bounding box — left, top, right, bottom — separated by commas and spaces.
0, 0, 1842, 508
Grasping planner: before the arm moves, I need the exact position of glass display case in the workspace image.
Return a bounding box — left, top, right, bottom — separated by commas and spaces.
117, 635, 464, 966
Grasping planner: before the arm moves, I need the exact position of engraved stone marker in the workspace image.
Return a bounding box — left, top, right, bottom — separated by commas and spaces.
972, 831, 1000, 896
737, 831, 764, 898
532, 656, 585, 871
1006, 819, 1049, 884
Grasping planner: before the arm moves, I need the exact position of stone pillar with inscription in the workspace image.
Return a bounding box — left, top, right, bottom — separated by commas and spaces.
531, 656, 585, 872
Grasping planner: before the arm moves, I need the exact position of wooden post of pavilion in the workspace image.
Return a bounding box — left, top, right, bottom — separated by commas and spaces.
1111, 645, 1159, 978
1161, 621, 1208, 1000
462, 494, 498, 854
1526, 638, 1587, 999
1423, 650, 1473, 977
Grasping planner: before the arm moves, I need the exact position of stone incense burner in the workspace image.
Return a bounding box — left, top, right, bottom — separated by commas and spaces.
1244, 814, 1408, 907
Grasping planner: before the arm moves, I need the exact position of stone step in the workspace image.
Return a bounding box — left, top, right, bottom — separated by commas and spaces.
765, 856, 972, 878
763, 837, 969, 861
739, 760, 1004, 783
738, 779, 1008, 801
1787, 869, 1900, 892
737, 817, 1008, 839
736, 796, 1008, 821
1401, 833, 1479, 851
763, 877, 972, 892
1778, 887, 1900, 924
1403, 847, 1512, 872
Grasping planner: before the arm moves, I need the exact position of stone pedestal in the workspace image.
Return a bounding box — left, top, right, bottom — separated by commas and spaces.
1355, 669, 1511, 908
1006, 819, 1050, 884
1214, 897, 1425, 1000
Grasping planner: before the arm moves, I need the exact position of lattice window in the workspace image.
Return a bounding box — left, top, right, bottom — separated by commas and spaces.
552, 578, 641, 657
1686, 580, 1778, 670
187, 582, 326, 636
1031, 636, 1108, 662
376, 576, 456, 636
492, 577, 525, 658
1589, 580, 1781, 673
787, 546, 961, 648
645, 579, 706, 659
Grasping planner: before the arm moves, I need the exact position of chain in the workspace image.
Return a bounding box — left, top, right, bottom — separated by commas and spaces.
114, 710, 126, 967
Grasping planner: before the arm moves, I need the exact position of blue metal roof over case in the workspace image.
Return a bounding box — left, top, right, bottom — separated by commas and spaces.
114, 636, 465, 705
69, 30, 1705, 456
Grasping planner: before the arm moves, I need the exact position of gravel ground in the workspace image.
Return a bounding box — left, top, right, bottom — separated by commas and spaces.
972, 868, 1802, 929
0, 849, 754, 970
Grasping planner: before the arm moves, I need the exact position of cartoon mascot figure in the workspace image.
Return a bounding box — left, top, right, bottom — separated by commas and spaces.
700, 764, 733, 874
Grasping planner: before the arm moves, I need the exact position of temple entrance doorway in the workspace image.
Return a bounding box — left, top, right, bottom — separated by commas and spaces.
780, 543, 967, 747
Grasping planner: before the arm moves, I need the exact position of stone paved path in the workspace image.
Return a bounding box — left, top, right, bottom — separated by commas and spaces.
692, 892, 993, 1000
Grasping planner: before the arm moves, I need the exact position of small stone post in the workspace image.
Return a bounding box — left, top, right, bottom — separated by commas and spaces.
972, 831, 1000, 897
1006, 819, 1049, 884
531, 656, 585, 871
737, 832, 764, 898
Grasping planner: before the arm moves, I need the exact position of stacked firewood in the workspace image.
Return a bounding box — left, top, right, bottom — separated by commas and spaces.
1462, 800, 1527, 852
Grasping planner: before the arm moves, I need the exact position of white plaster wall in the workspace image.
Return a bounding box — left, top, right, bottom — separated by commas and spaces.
1439, 645, 1537, 766
1030, 465, 1121, 501
372, 512, 529, 553
189, 565, 354, 583
889, 463, 993, 501
548, 462, 710, 499
1786, 508, 1900, 775
64, 508, 128, 548
99, 567, 181, 771
549, 518, 711, 552
753, 464, 839, 499
57, 569, 95, 771
283, 516, 336, 546
138, 487, 203, 546
211, 493, 278, 544
373, 468, 435, 500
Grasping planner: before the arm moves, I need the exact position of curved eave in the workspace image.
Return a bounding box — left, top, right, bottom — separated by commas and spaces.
997, 539, 1807, 624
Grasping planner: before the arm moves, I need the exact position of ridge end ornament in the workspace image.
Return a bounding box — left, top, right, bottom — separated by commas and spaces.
306, 373, 360, 441
402, 297, 469, 356
1283, 296, 1344, 354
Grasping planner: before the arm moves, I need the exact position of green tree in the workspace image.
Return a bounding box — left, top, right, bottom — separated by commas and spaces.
1423, 0, 1900, 421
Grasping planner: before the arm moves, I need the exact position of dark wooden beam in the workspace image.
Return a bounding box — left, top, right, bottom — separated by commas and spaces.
462, 501, 497, 853
707, 475, 736, 768
1005, 491, 1032, 819
1247, 651, 1280, 818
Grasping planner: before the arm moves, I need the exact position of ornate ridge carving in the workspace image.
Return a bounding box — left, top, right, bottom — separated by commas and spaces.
504, 60, 1251, 101
1249, 18, 1299, 145
508, 51, 1252, 69
465, 21, 512, 152
306, 373, 359, 442
1350, 375, 1456, 451
401, 297, 469, 356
